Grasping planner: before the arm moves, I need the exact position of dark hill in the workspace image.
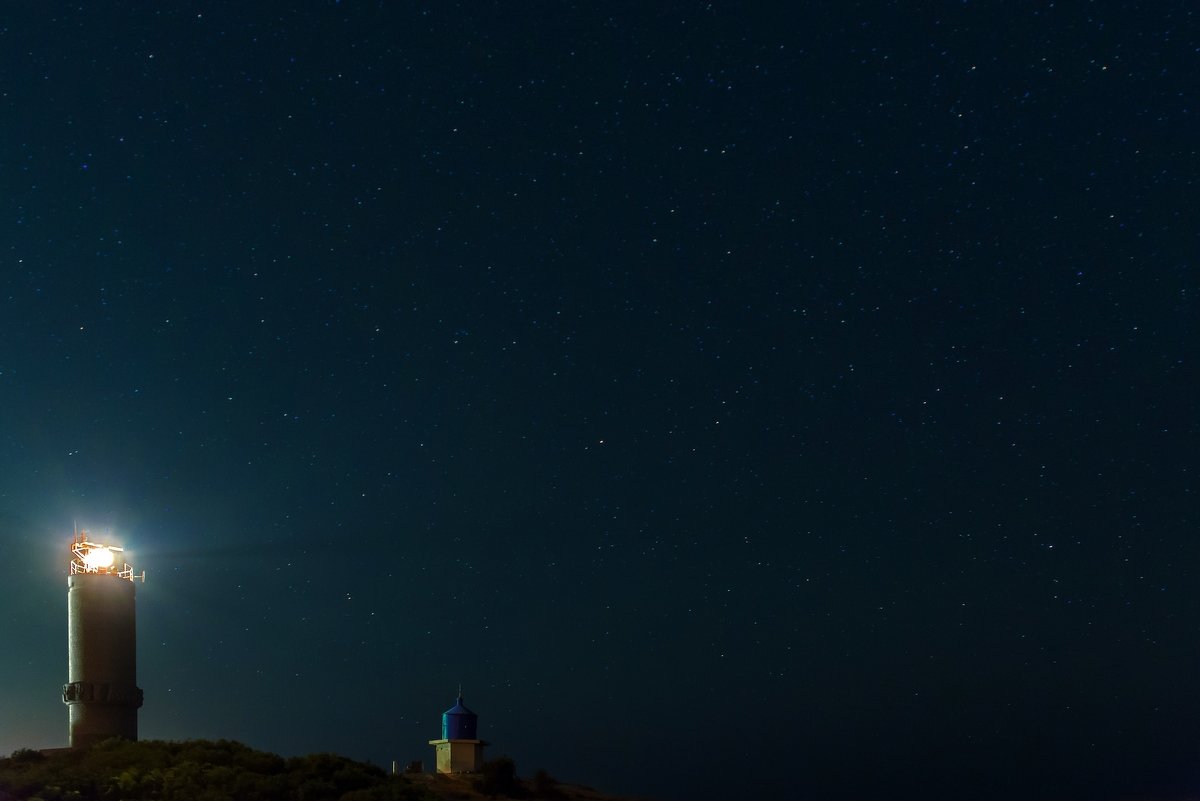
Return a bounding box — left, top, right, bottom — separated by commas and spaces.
0, 739, 434, 801
0, 740, 647, 801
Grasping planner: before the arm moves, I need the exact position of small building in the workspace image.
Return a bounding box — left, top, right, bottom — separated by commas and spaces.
428, 693, 487, 773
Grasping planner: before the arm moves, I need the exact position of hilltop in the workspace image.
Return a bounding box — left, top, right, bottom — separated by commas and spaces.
0, 739, 647, 801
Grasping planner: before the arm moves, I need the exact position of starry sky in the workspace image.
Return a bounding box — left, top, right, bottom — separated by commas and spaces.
0, 3, 1195, 801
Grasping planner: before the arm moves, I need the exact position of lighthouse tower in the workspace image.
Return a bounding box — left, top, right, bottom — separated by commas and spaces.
428, 692, 487, 773
62, 531, 145, 748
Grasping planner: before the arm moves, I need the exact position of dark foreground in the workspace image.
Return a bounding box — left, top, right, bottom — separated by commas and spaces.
0, 740, 643, 801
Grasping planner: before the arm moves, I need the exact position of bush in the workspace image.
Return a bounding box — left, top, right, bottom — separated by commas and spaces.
531, 769, 566, 800
473, 756, 526, 798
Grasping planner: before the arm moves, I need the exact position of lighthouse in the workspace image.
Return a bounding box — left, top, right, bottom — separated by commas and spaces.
62, 531, 145, 748
428, 692, 487, 773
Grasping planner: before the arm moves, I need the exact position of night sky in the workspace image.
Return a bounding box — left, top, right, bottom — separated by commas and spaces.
0, 3, 1196, 800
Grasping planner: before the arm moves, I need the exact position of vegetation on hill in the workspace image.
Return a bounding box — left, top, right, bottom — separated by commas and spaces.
0, 739, 437, 801
470, 759, 568, 800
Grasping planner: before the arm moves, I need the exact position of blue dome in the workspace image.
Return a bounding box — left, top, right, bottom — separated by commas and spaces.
442, 694, 478, 740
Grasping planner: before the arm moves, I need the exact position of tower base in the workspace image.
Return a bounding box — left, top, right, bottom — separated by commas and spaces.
428, 739, 487, 773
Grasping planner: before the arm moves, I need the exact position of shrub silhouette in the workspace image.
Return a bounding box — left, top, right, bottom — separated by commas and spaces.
473, 756, 526, 798
531, 769, 567, 800
8, 750, 44, 765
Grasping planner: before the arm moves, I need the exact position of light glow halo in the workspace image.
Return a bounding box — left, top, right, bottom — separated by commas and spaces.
82, 547, 115, 570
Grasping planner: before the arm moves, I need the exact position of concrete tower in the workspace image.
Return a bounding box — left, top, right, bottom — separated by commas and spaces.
62, 531, 145, 748
429, 692, 487, 773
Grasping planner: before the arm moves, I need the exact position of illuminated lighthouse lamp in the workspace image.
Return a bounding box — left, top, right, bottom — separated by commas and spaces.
70, 533, 145, 581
